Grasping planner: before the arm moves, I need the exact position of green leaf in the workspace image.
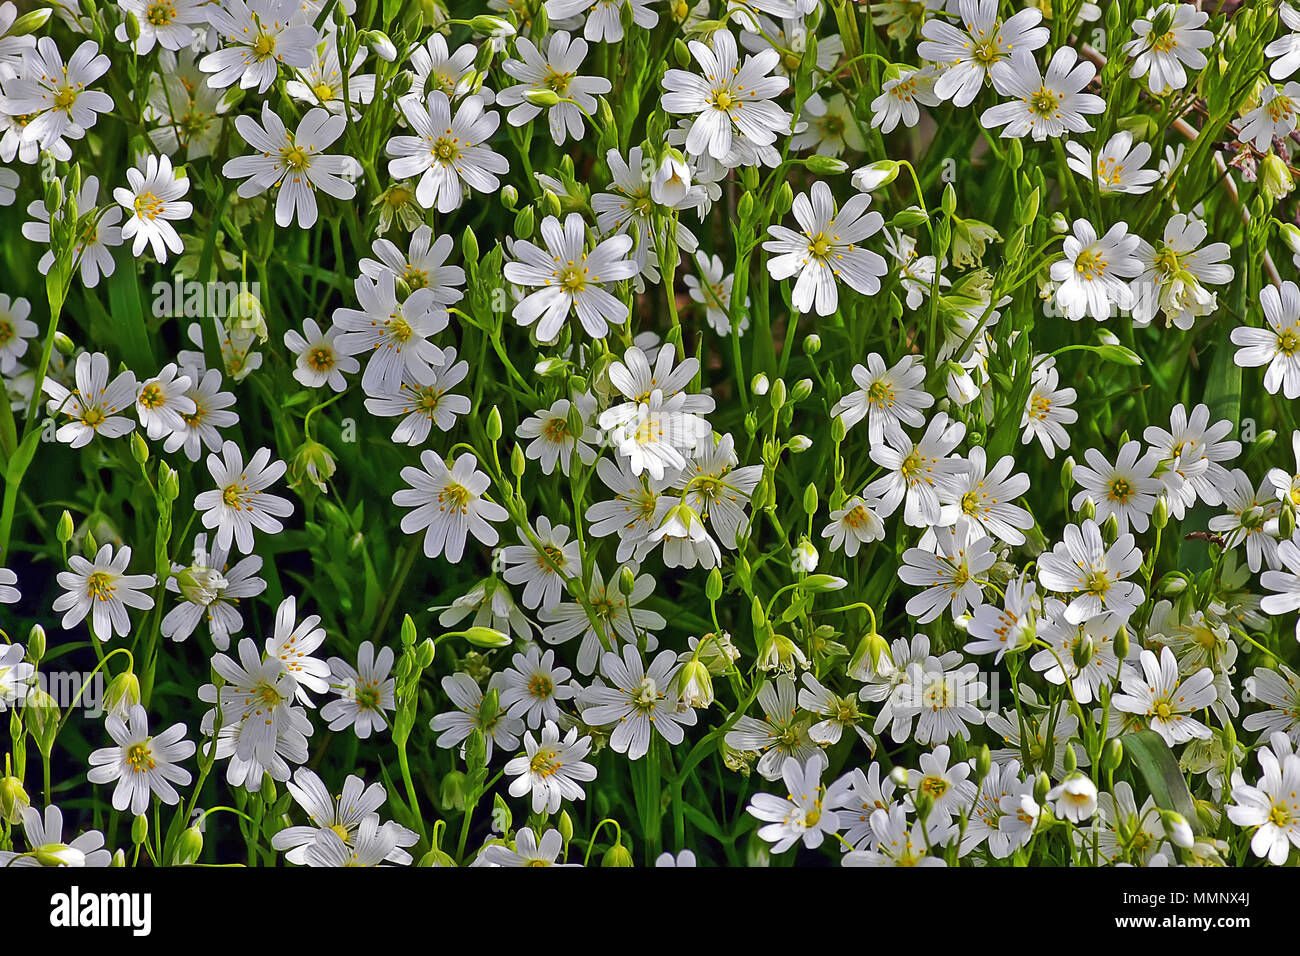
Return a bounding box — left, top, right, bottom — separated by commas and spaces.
1122, 729, 1202, 835
105, 267, 156, 371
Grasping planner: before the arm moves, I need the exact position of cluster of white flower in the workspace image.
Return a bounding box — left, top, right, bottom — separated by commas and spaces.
5, 0, 1300, 875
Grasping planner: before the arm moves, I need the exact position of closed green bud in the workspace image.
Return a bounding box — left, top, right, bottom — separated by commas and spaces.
1016, 186, 1040, 226
1060, 456, 1075, 490
462, 226, 479, 263
511, 443, 526, 478
0, 775, 29, 824
1007, 137, 1023, 170
1100, 512, 1119, 545
769, 377, 787, 410
802, 482, 818, 516
801, 574, 846, 593
401, 613, 418, 647
469, 14, 515, 37
173, 825, 204, 865
542, 190, 562, 219
802, 334, 821, 356
913, 789, 934, 821
673, 37, 691, 67
805, 155, 848, 176
419, 847, 457, 866
523, 87, 561, 108
1113, 625, 1129, 661
1071, 635, 1094, 670
159, 462, 180, 501
788, 435, 812, 453
132, 813, 149, 846
417, 637, 435, 669
486, 405, 502, 441
737, 191, 754, 222
705, 567, 723, 602
751, 373, 769, 396
500, 185, 519, 210
941, 182, 957, 217
1101, 738, 1124, 773
831, 416, 847, 443
53, 331, 75, 355
131, 431, 149, 464
1281, 499, 1296, 540
618, 565, 637, 597
890, 207, 930, 229
1077, 496, 1095, 521
976, 745, 992, 780
104, 670, 141, 717
1033, 772, 1051, 805
774, 182, 793, 216
492, 792, 513, 833
1063, 742, 1077, 775
514, 204, 535, 238
1152, 495, 1169, 530
557, 810, 574, 844
26, 688, 58, 753
602, 841, 634, 867
83, 530, 98, 557
440, 769, 469, 811
790, 378, 813, 402
124, 11, 141, 41
9, 7, 53, 34
450, 626, 511, 648
751, 595, 766, 629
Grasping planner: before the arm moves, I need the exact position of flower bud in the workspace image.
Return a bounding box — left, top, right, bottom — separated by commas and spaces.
751, 373, 769, 396
788, 435, 812, 453
791, 378, 813, 402
104, 670, 142, 719
602, 841, 634, 867
448, 626, 511, 648
1100, 512, 1119, 545
469, 14, 515, 37
132, 813, 149, 846
557, 810, 574, 845
172, 825, 204, 864
485, 405, 502, 442
768, 377, 787, 410
676, 659, 713, 707
802, 334, 821, 355
1060, 455, 1075, 491
440, 769, 469, 811
159, 462, 180, 501
523, 87, 561, 108
705, 567, 723, 602
1101, 738, 1124, 773
805, 155, 848, 176
848, 632, 891, 680
1049, 211, 1069, 234
56, 510, 75, 544
1077, 496, 1095, 521
0, 775, 30, 824
131, 431, 149, 464
976, 745, 992, 780
1072, 635, 1094, 669
289, 439, 337, 493
850, 160, 899, 192
1161, 810, 1194, 848
618, 565, 637, 597
27, 624, 45, 663
511, 443, 526, 478
1113, 625, 1129, 661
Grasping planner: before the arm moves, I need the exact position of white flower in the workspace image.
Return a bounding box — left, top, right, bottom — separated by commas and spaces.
938, 446, 1033, 544
843, 806, 951, 866
864, 411, 968, 527
134, 363, 195, 441
199, 0, 318, 93
1261, 536, 1300, 642
504, 212, 637, 341
1020, 360, 1077, 457
0, 293, 35, 373
792, 92, 865, 156
162, 366, 240, 462
763, 180, 887, 315
1267, 3, 1300, 80
517, 396, 600, 476
1124, 3, 1212, 93
303, 816, 413, 867
359, 224, 465, 308
649, 502, 722, 570
498, 645, 575, 728
899, 518, 995, 624
747, 758, 847, 854
0, 642, 34, 711
539, 564, 666, 676
1065, 130, 1159, 195
386, 91, 508, 213
981, 48, 1105, 141
1232, 281, 1300, 399
1071, 440, 1163, 535
0, 37, 112, 149
581, 645, 697, 760
285, 43, 376, 117
916, 0, 1048, 106
821, 494, 886, 557
330, 273, 447, 395
725, 675, 825, 781
678, 433, 762, 549
546, 0, 657, 44
651, 151, 692, 206
480, 827, 576, 866
363, 349, 470, 445
271, 768, 414, 865
42, 351, 138, 448
660, 28, 790, 163
584, 457, 674, 564
115, 0, 202, 54
1227, 732, 1300, 864
430, 672, 521, 762
965, 572, 1036, 662
222, 104, 357, 228
1114, 646, 1217, 746
1209, 470, 1281, 574
1037, 519, 1145, 624
12, 804, 112, 867
161, 535, 265, 649
496, 31, 610, 145
684, 251, 746, 335
1132, 213, 1233, 330
1050, 218, 1143, 321
285, 317, 358, 391
54, 544, 155, 641
870, 65, 940, 132
504, 720, 597, 814
906, 744, 977, 821
1029, 603, 1121, 704
500, 516, 579, 611
392, 451, 507, 561
1047, 774, 1097, 823
1238, 83, 1300, 152
406, 33, 480, 101
321, 642, 396, 739
87, 705, 193, 815
114, 153, 192, 263
831, 352, 934, 447
194, 441, 293, 555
